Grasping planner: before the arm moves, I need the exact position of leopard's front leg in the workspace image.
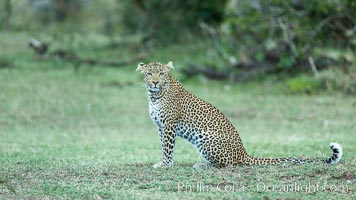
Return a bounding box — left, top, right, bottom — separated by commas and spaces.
153, 123, 176, 168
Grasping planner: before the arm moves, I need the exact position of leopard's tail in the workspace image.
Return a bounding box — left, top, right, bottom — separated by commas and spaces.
242, 143, 342, 165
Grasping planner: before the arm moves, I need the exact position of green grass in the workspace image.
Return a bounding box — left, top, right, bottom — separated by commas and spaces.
0, 32, 355, 199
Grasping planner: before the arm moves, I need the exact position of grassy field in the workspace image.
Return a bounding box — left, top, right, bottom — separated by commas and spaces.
0, 32, 355, 199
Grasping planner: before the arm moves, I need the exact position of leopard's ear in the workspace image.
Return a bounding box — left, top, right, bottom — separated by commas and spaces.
136, 63, 146, 72
165, 61, 174, 71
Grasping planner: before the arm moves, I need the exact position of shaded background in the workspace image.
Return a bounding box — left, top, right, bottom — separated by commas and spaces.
0, 0, 355, 93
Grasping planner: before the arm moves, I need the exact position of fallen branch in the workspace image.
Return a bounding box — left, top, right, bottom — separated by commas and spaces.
29, 38, 48, 55
181, 62, 279, 82
180, 64, 229, 80
29, 38, 146, 68
231, 64, 279, 81
52, 50, 146, 67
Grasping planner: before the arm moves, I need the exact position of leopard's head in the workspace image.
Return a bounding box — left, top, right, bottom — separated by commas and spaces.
136, 61, 174, 93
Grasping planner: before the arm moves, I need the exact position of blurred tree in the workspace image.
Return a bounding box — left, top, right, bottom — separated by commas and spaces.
120, 0, 228, 41
29, 0, 86, 24
181, 0, 355, 84
224, 0, 355, 69
0, 0, 12, 29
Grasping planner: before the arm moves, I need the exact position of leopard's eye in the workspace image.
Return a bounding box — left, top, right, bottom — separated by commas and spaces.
147, 72, 152, 76
159, 72, 164, 75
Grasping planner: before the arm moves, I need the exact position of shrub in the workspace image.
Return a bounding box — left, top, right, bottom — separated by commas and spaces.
286, 66, 356, 95
225, 0, 355, 69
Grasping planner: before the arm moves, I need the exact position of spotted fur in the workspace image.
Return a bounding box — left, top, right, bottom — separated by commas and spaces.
137, 62, 343, 168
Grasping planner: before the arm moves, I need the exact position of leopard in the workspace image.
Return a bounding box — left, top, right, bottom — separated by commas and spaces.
136, 61, 343, 169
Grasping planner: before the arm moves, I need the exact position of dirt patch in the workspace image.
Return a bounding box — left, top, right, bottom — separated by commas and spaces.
332, 171, 354, 181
